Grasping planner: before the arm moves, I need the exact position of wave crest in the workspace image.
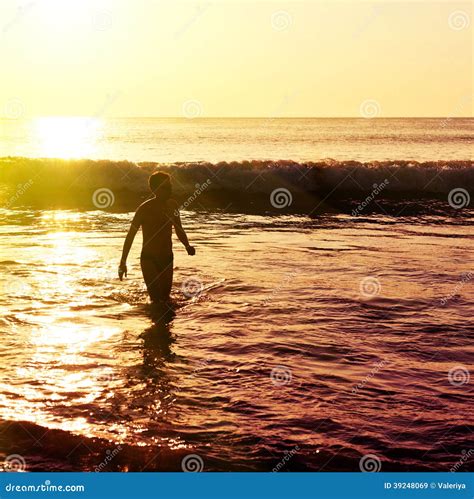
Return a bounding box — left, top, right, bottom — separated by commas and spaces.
1, 157, 472, 214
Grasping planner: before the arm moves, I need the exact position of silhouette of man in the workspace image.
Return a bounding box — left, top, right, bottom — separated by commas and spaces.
119, 172, 195, 302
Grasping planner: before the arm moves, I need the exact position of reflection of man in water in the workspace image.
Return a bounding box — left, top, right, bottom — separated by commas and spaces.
119, 172, 195, 302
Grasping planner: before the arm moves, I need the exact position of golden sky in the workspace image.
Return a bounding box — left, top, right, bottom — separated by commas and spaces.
1, 0, 472, 118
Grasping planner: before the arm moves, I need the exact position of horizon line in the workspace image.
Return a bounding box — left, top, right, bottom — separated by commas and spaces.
1, 116, 473, 120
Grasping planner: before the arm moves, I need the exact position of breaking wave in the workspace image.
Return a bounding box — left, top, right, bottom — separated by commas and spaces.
0, 157, 472, 214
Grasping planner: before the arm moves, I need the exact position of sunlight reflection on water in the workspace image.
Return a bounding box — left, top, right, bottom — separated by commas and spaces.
33, 117, 103, 159
0, 210, 472, 470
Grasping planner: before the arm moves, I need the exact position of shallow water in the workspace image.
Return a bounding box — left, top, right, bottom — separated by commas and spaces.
0, 209, 472, 471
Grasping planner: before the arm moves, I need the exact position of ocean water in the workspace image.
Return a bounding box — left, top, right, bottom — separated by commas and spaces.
0, 118, 473, 472
1, 117, 473, 163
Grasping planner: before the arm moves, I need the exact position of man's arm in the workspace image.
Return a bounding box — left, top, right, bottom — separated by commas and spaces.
119, 209, 141, 280
170, 203, 195, 255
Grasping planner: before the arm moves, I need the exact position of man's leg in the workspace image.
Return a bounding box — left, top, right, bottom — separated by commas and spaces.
156, 263, 173, 301
140, 257, 173, 302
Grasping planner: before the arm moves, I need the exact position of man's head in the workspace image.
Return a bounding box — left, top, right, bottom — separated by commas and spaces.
149, 172, 172, 199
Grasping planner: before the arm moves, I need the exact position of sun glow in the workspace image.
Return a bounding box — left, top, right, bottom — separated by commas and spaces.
33, 116, 102, 159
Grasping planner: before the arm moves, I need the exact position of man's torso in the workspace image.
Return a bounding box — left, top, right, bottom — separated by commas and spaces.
137, 198, 175, 257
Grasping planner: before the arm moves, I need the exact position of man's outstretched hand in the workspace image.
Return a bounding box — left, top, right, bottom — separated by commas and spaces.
118, 262, 127, 280
186, 245, 196, 256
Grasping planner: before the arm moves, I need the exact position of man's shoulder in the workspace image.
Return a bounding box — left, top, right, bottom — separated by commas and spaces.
137, 199, 154, 212
136, 198, 178, 216
132, 200, 151, 222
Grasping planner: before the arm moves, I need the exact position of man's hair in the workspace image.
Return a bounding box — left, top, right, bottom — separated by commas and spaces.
149, 172, 172, 199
